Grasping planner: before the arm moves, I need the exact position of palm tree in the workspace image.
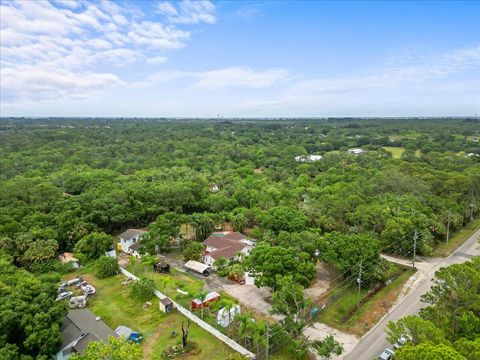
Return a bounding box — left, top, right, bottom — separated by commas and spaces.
196, 292, 207, 320
227, 263, 244, 282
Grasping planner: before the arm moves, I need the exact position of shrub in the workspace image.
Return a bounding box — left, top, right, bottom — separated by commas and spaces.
130, 277, 155, 301
95, 256, 119, 279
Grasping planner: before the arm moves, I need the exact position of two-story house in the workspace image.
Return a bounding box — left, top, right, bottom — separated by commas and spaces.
118, 229, 146, 258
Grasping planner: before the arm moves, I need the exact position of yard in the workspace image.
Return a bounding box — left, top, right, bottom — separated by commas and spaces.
382, 146, 406, 158
316, 265, 415, 336
62, 272, 233, 360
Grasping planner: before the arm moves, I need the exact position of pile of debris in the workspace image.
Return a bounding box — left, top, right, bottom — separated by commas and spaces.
56, 277, 96, 308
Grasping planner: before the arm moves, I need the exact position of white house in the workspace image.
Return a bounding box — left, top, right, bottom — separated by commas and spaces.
118, 229, 146, 258
348, 148, 365, 155
295, 154, 323, 162
202, 231, 255, 267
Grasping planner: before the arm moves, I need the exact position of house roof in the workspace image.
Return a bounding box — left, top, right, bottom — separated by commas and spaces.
160, 297, 173, 305
60, 310, 116, 351
129, 241, 142, 251
59, 252, 79, 263
203, 232, 248, 260
207, 242, 246, 260
119, 229, 146, 241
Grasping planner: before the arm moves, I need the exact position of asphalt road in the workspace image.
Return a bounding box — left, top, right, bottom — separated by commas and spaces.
344, 228, 480, 360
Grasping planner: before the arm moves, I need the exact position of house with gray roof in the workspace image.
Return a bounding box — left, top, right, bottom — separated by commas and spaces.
118, 228, 147, 258
56, 309, 116, 360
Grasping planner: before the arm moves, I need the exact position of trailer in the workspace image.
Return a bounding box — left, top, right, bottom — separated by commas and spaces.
191, 291, 220, 310
184, 260, 211, 276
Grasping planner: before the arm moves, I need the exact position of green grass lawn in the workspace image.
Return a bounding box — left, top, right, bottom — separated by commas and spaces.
431, 216, 480, 257
62, 272, 233, 360
126, 262, 204, 309
317, 266, 415, 336
382, 146, 406, 158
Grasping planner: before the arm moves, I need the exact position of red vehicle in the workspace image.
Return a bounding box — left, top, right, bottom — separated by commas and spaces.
191, 291, 220, 310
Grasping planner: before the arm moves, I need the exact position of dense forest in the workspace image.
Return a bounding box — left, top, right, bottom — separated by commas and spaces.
0, 118, 479, 358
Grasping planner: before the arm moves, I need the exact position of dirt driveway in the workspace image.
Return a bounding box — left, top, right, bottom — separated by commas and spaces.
304, 322, 359, 360
221, 284, 284, 321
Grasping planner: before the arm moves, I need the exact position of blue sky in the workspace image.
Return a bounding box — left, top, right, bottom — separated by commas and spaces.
1, 0, 479, 117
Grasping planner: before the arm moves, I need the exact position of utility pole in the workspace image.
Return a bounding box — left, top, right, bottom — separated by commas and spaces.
265, 322, 269, 360
446, 212, 451, 243
412, 229, 418, 269
357, 260, 363, 311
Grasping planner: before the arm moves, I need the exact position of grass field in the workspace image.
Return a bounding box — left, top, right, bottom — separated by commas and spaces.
62, 272, 233, 360
431, 216, 480, 257
126, 262, 204, 309
317, 266, 415, 336
382, 146, 406, 158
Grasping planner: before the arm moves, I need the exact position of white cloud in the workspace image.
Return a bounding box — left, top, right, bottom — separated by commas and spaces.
192, 67, 290, 89
156, 0, 217, 25
138, 67, 290, 89
0, 0, 216, 108
146, 56, 169, 65
238, 45, 480, 114
157, 2, 178, 16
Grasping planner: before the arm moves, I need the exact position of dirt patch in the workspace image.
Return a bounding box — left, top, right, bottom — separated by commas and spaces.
304, 263, 337, 300
304, 322, 359, 360
221, 284, 283, 321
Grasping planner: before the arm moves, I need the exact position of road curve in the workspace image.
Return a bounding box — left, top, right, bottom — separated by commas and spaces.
344, 228, 480, 360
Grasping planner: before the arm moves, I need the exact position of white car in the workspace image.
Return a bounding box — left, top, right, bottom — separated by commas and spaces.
394, 334, 412, 349
378, 348, 394, 360
81, 284, 96, 295
55, 291, 73, 302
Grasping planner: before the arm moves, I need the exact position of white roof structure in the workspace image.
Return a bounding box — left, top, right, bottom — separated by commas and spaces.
348, 148, 365, 155
185, 260, 211, 274
115, 325, 136, 338
295, 154, 323, 162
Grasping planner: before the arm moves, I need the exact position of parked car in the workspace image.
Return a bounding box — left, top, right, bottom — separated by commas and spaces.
153, 262, 170, 273
66, 277, 83, 286
75, 280, 88, 288
81, 284, 96, 295
394, 334, 412, 349
58, 285, 67, 293
378, 348, 394, 360
69, 295, 88, 309
55, 291, 73, 302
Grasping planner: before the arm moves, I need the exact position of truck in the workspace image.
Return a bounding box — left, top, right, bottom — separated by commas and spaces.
184, 260, 211, 276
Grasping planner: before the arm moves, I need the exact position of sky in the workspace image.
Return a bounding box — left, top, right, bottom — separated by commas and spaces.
1, 0, 479, 117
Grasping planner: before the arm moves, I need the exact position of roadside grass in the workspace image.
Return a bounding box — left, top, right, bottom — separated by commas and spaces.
317, 266, 415, 336
431, 216, 480, 257
62, 272, 233, 360
382, 146, 405, 158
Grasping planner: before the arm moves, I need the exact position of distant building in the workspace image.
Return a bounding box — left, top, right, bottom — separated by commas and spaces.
56, 309, 116, 360
59, 252, 80, 269
202, 231, 255, 266
348, 148, 365, 155
118, 229, 146, 258
295, 154, 323, 162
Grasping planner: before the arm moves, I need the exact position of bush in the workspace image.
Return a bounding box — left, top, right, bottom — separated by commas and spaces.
130, 277, 155, 301
95, 256, 119, 279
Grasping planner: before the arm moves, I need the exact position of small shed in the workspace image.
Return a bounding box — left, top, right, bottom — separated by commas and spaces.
217, 304, 241, 328
159, 297, 174, 313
